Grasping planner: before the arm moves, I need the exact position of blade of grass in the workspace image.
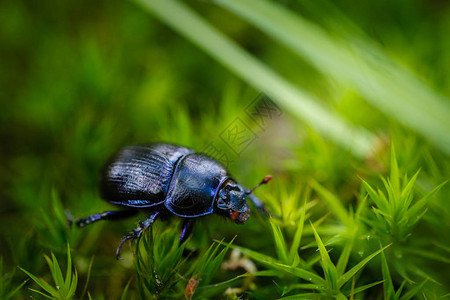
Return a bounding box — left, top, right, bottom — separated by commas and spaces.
337, 244, 390, 288
345, 280, 384, 297
407, 181, 447, 218
136, 0, 377, 158
215, 0, 450, 154
288, 197, 307, 264
270, 218, 289, 264
336, 227, 356, 276
380, 244, 395, 300
310, 222, 338, 291
400, 279, 428, 300
81, 256, 94, 299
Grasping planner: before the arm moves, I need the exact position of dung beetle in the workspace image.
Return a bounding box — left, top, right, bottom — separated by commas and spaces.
72, 143, 271, 258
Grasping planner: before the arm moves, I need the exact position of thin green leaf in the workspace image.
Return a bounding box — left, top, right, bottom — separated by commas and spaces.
49, 253, 65, 293
121, 278, 133, 300
399, 279, 428, 300
28, 288, 54, 299
65, 244, 72, 290
400, 170, 420, 208
380, 245, 395, 300
81, 256, 94, 299
361, 179, 388, 212
288, 197, 307, 264
336, 228, 356, 276
67, 270, 77, 298
390, 143, 400, 197
345, 280, 384, 297
270, 218, 289, 264
407, 181, 446, 218
311, 223, 338, 290
5, 279, 28, 300
338, 244, 390, 288
19, 267, 58, 297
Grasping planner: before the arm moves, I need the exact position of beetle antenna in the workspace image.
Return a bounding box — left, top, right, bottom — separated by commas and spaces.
246, 175, 272, 194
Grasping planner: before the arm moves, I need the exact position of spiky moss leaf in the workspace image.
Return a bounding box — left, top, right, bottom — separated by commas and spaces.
310, 223, 338, 291
19, 244, 77, 299
336, 227, 356, 277
361, 179, 389, 212
270, 218, 289, 264
337, 244, 390, 288
120, 278, 133, 300
288, 197, 307, 265
400, 279, 428, 300
381, 245, 395, 300
406, 180, 446, 220
344, 280, 384, 298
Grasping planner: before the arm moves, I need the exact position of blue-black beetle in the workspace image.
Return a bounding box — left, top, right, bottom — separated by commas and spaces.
73, 143, 271, 258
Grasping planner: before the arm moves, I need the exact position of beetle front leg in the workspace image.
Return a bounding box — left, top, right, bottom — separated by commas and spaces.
179, 218, 195, 245
116, 211, 160, 259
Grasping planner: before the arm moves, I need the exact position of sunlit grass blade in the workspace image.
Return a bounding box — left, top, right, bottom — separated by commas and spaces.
361, 179, 388, 212
336, 227, 356, 276
310, 223, 338, 290
215, 0, 450, 154
270, 218, 289, 264
390, 143, 400, 197
136, 0, 377, 158
288, 197, 307, 264
380, 244, 395, 300
337, 244, 390, 288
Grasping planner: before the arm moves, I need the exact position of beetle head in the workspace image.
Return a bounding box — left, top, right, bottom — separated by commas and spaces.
215, 181, 250, 224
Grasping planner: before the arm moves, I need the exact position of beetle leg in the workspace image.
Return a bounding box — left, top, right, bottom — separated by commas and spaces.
73, 210, 137, 227
115, 211, 160, 259
179, 218, 195, 245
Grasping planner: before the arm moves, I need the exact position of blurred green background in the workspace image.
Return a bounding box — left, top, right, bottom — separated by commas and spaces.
0, 0, 449, 299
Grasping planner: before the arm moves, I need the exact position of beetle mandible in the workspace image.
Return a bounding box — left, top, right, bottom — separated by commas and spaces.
72, 143, 271, 259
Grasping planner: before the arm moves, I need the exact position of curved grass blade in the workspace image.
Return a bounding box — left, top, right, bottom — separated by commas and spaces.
136, 0, 377, 158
